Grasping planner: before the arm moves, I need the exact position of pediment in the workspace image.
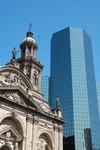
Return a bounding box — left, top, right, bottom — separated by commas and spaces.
0, 89, 27, 107
0, 86, 44, 113
0, 89, 37, 110
0, 125, 22, 141
0, 65, 33, 90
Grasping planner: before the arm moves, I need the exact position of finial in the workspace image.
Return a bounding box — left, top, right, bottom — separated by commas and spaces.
29, 23, 32, 32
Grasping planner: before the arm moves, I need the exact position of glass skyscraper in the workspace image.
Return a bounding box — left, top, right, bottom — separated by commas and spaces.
96, 82, 100, 119
41, 76, 51, 102
50, 27, 100, 150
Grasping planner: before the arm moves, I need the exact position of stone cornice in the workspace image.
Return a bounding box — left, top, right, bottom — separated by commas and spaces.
0, 95, 65, 125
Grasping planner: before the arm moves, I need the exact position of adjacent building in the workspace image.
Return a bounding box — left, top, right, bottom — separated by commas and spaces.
50, 27, 100, 150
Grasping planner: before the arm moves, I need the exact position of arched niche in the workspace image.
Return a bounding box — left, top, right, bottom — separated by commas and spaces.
0, 116, 24, 150
0, 113, 25, 137
1, 116, 23, 136
36, 131, 53, 150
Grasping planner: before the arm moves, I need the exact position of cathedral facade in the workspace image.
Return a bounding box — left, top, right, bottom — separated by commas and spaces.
0, 30, 65, 150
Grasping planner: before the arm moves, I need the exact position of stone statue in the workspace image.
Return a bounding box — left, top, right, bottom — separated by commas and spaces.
12, 47, 19, 60
56, 97, 61, 110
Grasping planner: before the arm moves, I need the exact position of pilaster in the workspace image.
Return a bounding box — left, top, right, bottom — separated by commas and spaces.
25, 114, 33, 150
58, 124, 63, 150
31, 116, 39, 150
53, 124, 59, 150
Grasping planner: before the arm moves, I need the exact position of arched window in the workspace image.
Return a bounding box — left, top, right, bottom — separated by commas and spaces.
33, 74, 38, 86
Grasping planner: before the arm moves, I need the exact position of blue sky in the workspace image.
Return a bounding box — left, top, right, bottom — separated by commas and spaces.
0, 0, 100, 80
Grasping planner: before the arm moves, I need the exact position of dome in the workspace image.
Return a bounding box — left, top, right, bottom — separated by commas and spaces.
22, 31, 37, 44
23, 36, 36, 43
20, 30, 38, 50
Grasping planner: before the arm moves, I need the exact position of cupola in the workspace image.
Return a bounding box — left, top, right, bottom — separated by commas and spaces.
20, 29, 38, 59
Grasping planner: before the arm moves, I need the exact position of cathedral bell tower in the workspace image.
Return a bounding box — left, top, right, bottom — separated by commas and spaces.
18, 29, 43, 91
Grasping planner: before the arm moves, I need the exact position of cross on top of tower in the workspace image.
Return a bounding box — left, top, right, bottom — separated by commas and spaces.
29, 23, 32, 32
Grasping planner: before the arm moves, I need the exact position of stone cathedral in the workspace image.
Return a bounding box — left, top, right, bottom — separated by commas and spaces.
0, 29, 65, 150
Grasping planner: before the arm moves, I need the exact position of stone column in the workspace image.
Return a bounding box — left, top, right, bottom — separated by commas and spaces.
30, 65, 33, 83
22, 63, 26, 75
31, 116, 39, 150
25, 45, 29, 58
58, 125, 63, 150
25, 114, 33, 150
53, 124, 59, 150
31, 45, 33, 57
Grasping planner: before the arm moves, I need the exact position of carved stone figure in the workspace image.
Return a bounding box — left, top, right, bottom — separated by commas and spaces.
56, 97, 61, 110
12, 47, 19, 60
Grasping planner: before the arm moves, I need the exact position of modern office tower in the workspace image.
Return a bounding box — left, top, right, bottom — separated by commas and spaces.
41, 76, 50, 102
96, 82, 100, 118
50, 27, 100, 150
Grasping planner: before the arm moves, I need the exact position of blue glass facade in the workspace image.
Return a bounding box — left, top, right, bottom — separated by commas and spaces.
41, 76, 50, 102
50, 27, 100, 150
96, 82, 100, 118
